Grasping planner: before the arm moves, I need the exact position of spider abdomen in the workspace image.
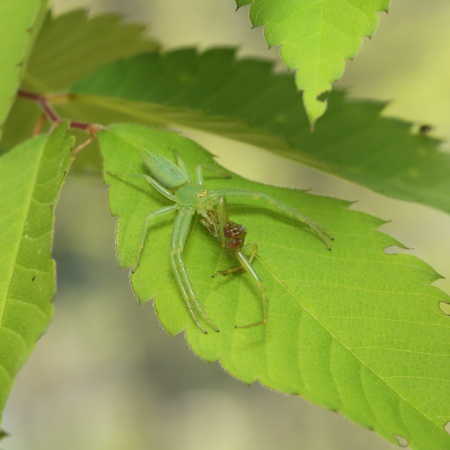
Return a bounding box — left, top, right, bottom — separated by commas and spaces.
142, 150, 189, 190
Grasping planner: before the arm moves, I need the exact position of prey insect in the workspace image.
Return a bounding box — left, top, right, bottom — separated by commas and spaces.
201, 196, 267, 328
109, 149, 333, 334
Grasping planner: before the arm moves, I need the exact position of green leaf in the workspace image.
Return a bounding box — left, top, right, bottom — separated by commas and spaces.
100, 123, 450, 450
0, 0, 48, 138
23, 9, 160, 92
236, 0, 390, 125
71, 49, 450, 214
1, 8, 158, 166
0, 123, 73, 423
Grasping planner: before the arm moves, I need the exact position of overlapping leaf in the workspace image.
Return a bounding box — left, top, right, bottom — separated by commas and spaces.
0, 0, 48, 139
23, 9, 159, 92
1, 9, 159, 163
236, 0, 390, 124
0, 124, 73, 423
71, 49, 450, 213
100, 123, 450, 450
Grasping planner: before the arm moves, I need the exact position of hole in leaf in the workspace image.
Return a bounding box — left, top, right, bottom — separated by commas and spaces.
445, 421, 450, 435
439, 301, 450, 316
418, 124, 433, 135
317, 91, 330, 102
394, 435, 409, 447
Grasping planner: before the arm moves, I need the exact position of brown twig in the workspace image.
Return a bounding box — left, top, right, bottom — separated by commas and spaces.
18, 89, 104, 153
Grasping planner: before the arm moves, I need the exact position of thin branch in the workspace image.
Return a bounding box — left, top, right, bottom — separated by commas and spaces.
18, 89, 105, 154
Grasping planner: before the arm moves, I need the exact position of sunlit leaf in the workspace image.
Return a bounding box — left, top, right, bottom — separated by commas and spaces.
236, 0, 390, 125
100, 123, 450, 450
1, 8, 158, 167
0, 0, 48, 139
0, 123, 73, 423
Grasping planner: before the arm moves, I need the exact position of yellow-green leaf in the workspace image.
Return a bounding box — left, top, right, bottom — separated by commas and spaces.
0, 0, 48, 138
0, 123, 73, 424
236, 0, 390, 125
100, 123, 450, 450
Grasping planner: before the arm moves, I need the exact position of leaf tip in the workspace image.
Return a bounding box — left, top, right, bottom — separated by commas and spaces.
302, 90, 329, 129
138, 296, 152, 306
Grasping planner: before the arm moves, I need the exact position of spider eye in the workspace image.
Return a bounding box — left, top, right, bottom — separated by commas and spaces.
195, 189, 208, 198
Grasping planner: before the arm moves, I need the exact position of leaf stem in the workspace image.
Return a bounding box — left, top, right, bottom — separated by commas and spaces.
17, 89, 105, 154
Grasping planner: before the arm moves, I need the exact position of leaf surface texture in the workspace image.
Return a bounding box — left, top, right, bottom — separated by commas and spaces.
0, 0, 48, 138
0, 124, 73, 421
100, 123, 450, 450
71, 49, 450, 213
236, 0, 390, 124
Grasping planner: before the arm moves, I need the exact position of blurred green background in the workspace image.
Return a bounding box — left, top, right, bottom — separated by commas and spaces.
3, 1, 450, 449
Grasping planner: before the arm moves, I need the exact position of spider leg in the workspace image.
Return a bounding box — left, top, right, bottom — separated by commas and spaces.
212, 243, 258, 277
171, 207, 220, 333
172, 150, 191, 182
245, 243, 258, 265
195, 165, 232, 185
198, 208, 218, 234
131, 205, 179, 273
170, 149, 229, 186
197, 195, 229, 242
199, 195, 229, 247
215, 196, 230, 249
107, 172, 176, 202
234, 247, 267, 329
211, 189, 333, 250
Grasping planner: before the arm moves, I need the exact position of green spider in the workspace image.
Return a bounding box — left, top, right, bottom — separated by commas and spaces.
109, 149, 333, 334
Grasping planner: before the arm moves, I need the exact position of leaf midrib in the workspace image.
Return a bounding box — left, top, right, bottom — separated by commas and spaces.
263, 258, 442, 435
0, 142, 43, 326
